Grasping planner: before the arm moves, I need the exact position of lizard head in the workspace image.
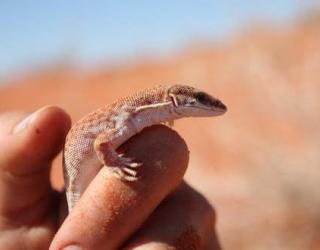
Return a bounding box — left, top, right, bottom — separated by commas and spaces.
167, 85, 227, 117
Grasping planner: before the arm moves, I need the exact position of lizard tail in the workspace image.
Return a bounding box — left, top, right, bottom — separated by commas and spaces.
66, 190, 80, 212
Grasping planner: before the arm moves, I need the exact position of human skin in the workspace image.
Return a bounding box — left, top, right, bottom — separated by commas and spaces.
0, 106, 220, 250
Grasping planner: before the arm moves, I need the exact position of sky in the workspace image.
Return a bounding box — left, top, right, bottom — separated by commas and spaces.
0, 1, 317, 76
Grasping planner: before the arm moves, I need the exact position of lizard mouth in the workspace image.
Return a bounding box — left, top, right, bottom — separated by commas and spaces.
193, 105, 227, 113
174, 105, 227, 116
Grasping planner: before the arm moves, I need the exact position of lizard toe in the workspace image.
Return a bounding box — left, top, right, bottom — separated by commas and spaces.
111, 166, 140, 182
125, 162, 143, 168
122, 167, 138, 176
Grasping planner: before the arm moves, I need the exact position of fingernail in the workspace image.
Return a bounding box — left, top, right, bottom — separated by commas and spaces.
62, 245, 82, 250
13, 112, 36, 133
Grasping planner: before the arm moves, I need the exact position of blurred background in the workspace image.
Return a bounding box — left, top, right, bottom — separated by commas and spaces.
1, 1, 320, 249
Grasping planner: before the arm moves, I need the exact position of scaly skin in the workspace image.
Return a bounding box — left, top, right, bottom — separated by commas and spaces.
64, 84, 227, 212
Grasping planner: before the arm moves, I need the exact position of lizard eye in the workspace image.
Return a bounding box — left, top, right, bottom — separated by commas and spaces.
189, 99, 197, 105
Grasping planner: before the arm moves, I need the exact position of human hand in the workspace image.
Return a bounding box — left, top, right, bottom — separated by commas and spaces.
0, 106, 220, 249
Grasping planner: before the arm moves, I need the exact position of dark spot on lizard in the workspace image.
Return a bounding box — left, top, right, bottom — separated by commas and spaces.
195, 92, 227, 110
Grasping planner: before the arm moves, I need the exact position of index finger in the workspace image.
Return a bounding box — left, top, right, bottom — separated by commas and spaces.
50, 125, 189, 250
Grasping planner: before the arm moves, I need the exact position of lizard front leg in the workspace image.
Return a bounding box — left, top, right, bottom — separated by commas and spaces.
94, 131, 142, 181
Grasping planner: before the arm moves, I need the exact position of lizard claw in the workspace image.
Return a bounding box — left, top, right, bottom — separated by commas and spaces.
118, 154, 142, 168
123, 167, 138, 176
125, 162, 143, 168
112, 167, 139, 182
110, 155, 143, 181
118, 154, 134, 163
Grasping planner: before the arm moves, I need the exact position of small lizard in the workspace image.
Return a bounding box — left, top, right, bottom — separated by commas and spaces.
63, 84, 227, 212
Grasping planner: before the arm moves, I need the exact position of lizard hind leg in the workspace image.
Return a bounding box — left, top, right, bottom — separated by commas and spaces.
94, 135, 142, 182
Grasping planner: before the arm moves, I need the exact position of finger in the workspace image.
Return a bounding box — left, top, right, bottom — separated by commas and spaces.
122, 182, 221, 250
50, 125, 189, 250
0, 106, 71, 219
